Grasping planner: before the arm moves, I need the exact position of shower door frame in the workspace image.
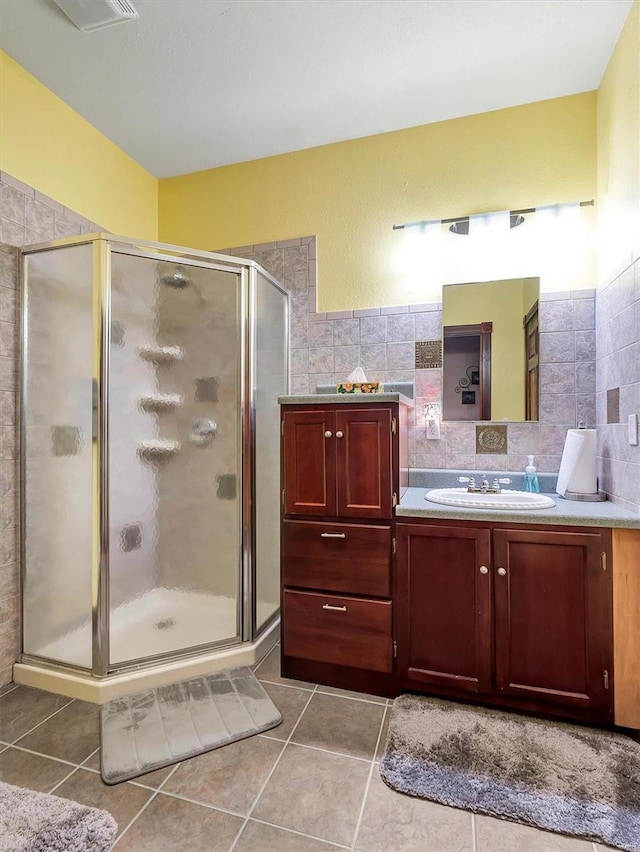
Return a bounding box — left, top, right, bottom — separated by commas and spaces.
19, 234, 289, 680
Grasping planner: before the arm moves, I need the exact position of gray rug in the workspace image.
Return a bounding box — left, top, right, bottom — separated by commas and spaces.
0, 780, 117, 851
101, 666, 282, 784
380, 695, 640, 852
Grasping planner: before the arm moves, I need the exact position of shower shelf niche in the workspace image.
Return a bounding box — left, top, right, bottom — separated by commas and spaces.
138, 393, 183, 412
138, 345, 184, 363
137, 439, 181, 460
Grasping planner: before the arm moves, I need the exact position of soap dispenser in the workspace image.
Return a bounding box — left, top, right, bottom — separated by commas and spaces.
523, 455, 540, 493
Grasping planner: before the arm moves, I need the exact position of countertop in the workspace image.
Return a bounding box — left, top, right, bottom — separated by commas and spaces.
278, 393, 414, 407
397, 487, 640, 529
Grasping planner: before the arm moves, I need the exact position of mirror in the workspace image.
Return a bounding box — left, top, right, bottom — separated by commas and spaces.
441, 277, 539, 422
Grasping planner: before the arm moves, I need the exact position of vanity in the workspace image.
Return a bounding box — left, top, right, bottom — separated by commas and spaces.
279, 394, 640, 731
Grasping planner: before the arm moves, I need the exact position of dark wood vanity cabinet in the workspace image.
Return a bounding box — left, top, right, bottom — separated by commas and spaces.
282, 406, 394, 519
396, 521, 614, 720
281, 401, 409, 688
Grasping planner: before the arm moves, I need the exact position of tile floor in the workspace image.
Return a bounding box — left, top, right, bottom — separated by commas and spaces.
0, 647, 615, 851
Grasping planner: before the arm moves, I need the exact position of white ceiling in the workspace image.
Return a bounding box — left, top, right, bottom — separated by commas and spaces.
0, 0, 633, 178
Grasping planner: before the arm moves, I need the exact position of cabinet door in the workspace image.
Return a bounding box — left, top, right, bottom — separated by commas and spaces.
493, 529, 612, 713
396, 524, 493, 693
283, 410, 336, 516
335, 408, 392, 519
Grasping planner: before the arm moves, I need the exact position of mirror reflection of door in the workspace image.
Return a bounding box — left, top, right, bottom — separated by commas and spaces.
524, 302, 539, 421
443, 324, 492, 421
441, 277, 540, 422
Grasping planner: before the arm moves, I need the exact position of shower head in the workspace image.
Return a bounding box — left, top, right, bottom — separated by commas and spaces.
159, 266, 192, 289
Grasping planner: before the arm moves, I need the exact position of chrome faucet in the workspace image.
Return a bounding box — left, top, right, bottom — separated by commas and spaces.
458, 475, 512, 494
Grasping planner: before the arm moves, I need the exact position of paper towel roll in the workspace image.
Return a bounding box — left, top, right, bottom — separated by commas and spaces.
556, 429, 597, 496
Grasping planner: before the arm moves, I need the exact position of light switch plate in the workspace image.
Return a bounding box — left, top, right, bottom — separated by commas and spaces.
628, 414, 639, 446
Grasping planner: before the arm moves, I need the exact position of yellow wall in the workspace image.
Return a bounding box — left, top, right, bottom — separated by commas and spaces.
597, 0, 639, 279
0, 51, 158, 239
442, 278, 536, 420
159, 93, 597, 311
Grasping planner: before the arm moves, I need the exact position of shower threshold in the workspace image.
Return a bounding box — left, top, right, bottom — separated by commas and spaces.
14, 615, 280, 705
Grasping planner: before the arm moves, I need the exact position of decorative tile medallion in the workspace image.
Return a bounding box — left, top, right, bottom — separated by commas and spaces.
475, 424, 507, 454
415, 340, 442, 369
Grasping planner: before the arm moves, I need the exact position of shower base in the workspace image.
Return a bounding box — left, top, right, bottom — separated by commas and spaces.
15, 588, 279, 704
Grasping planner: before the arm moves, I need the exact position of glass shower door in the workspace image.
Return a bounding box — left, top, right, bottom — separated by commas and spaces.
108, 251, 242, 667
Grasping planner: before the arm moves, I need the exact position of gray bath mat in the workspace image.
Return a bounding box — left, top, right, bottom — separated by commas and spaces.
380, 695, 640, 852
100, 666, 282, 784
0, 780, 117, 851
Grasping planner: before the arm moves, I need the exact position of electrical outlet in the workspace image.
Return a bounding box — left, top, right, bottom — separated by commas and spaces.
628, 414, 639, 446
426, 419, 441, 440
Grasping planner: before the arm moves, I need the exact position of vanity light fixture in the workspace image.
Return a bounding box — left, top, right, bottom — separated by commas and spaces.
392, 199, 594, 232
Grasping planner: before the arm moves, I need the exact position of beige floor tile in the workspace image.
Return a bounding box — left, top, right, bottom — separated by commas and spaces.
55, 768, 153, 838
291, 692, 385, 760
235, 820, 343, 851
115, 792, 244, 851
355, 772, 473, 852
315, 685, 388, 705
475, 815, 595, 851
255, 647, 315, 689
162, 735, 283, 816
0, 746, 73, 791
260, 681, 313, 740
0, 685, 70, 742
375, 707, 390, 761
16, 700, 99, 764
83, 748, 177, 788
252, 742, 370, 846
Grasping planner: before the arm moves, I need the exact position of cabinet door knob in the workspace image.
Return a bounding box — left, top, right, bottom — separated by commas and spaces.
336, 430, 344, 438
324, 430, 333, 438
322, 604, 347, 612
497, 567, 507, 576
479, 565, 489, 574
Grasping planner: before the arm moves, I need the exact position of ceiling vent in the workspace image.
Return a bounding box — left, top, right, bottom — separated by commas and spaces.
53, 0, 138, 32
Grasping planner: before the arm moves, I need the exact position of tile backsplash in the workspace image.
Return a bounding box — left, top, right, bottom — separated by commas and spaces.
596, 252, 640, 512
222, 238, 596, 476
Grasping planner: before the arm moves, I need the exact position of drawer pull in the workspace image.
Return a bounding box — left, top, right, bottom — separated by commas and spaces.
320, 532, 346, 539
322, 604, 347, 612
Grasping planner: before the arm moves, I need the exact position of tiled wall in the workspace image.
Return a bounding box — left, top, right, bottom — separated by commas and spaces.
596, 252, 640, 512
0, 171, 103, 688
223, 233, 597, 476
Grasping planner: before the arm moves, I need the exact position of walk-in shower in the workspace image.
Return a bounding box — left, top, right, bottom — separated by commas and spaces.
17, 234, 288, 699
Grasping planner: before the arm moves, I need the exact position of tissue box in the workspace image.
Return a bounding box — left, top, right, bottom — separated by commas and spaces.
336, 382, 384, 394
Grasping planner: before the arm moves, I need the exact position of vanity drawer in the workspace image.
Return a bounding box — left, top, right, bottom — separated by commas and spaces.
282, 520, 391, 597
282, 589, 393, 673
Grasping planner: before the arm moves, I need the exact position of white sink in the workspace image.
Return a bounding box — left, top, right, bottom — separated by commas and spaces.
425, 488, 555, 510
